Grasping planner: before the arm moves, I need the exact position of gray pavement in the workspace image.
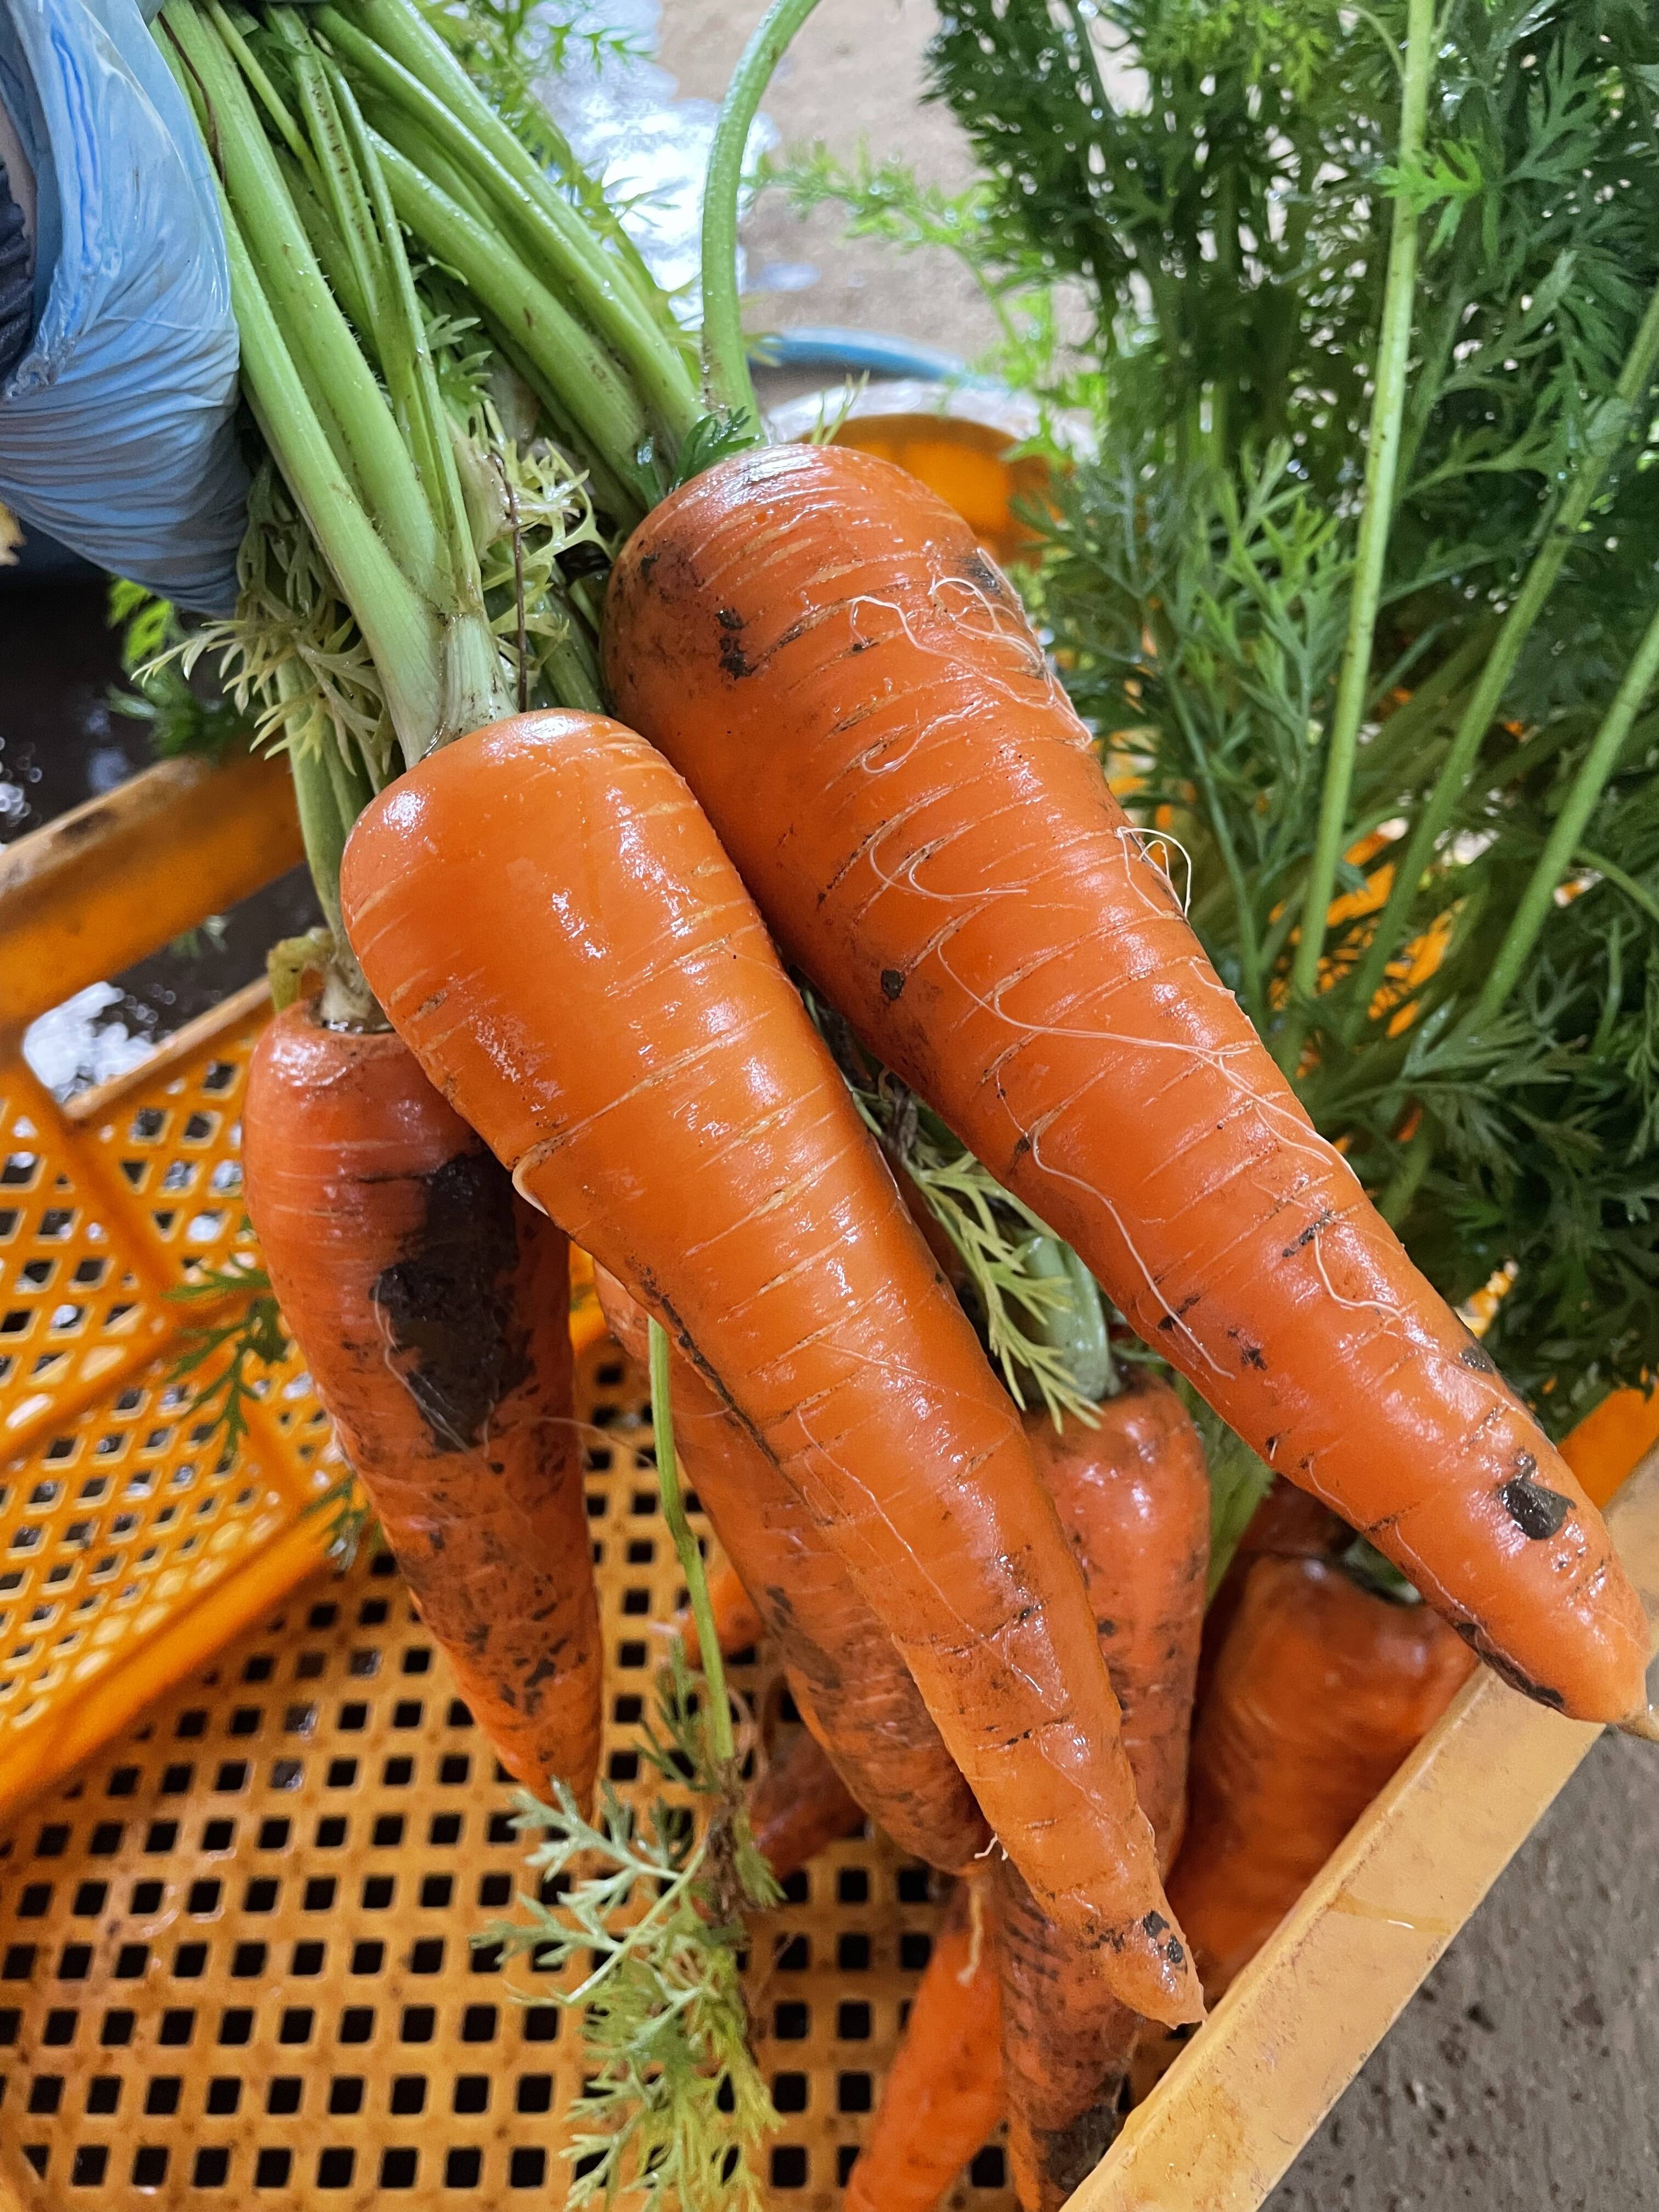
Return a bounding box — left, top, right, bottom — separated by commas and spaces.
659, 2, 1659, 2203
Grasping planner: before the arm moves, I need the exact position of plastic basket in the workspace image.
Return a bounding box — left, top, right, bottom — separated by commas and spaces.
2, 397, 1657, 2209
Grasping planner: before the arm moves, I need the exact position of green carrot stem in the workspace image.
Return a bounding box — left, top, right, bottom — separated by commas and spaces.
1376, 1121, 1432, 1226
216, 198, 447, 770
1279, 0, 1434, 1071
701, 0, 826, 420
1347, 276, 1659, 1018
286, 720, 353, 944
648, 1321, 735, 1770
283, 151, 376, 341
315, 0, 699, 443
1452, 599, 1659, 1040
202, 0, 311, 170
370, 134, 660, 514
324, 61, 496, 632
162, 4, 441, 601
1019, 1233, 1115, 1406
1576, 847, 1659, 933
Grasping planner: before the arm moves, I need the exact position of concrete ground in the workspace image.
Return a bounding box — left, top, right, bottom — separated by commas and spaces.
659, 3, 1659, 2206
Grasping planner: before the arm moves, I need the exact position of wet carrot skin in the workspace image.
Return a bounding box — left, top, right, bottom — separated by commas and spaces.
340, 711, 1200, 2025
1167, 1553, 1478, 2003
1025, 1379, 1210, 1876
747, 1724, 865, 1883
596, 1264, 989, 1875
998, 1384, 1210, 2209
242, 1002, 602, 1808
844, 1883, 1004, 2212
603, 439, 1647, 1730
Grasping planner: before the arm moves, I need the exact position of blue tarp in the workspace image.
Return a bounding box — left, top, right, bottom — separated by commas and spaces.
0, 0, 245, 609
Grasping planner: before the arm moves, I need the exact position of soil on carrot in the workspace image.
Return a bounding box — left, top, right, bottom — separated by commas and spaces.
371, 1149, 529, 1451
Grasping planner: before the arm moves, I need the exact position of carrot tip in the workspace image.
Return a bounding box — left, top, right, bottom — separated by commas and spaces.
1616, 1705, 1659, 1743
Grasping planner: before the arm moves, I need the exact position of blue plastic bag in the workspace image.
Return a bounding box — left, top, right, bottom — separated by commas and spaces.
0, 0, 246, 611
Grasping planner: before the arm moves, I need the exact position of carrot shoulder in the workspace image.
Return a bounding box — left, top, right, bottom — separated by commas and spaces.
340, 709, 1200, 2026
595, 1263, 988, 1875
602, 439, 1648, 1731
242, 1003, 602, 1807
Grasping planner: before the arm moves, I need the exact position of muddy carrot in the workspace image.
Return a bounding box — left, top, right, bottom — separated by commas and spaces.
1167, 1553, 1478, 2003
748, 1725, 865, 1883
602, 438, 1649, 1732
341, 709, 1199, 2024
242, 1000, 602, 1807
596, 1263, 987, 1875
996, 1380, 1211, 2208
843, 1883, 1004, 2212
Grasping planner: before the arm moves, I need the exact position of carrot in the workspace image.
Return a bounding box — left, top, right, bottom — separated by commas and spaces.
595, 1264, 989, 1875
1198, 1476, 1351, 1712
682, 1560, 765, 1662
995, 1380, 1210, 2209
747, 1725, 865, 1884
843, 1883, 1004, 2212
1167, 1553, 1479, 2004
340, 708, 1200, 2025
241, 1000, 602, 1807
602, 439, 1650, 1731
1026, 1380, 1211, 1877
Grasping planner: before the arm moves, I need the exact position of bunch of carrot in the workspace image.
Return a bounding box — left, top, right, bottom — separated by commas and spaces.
153, 0, 1656, 2200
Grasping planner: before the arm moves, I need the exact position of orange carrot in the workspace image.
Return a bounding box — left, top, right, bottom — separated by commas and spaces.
996, 1381, 1210, 2208
1198, 1477, 1351, 1712
747, 1725, 865, 1883
595, 1264, 988, 1875
1027, 1380, 1211, 1876
341, 709, 1199, 2025
1167, 1553, 1478, 2004
603, 441, 1649, 1730
843, 1883, 1004, 2212
682, 1559, 764, 1662
242, 1000, 602, 1806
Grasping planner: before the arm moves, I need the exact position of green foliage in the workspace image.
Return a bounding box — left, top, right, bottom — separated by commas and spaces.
668, 409, 761, 489
166, 1259, 286, 1460
108, 581, 255, 761
855, 0, 1659, 1436
805, 992, 1101, 1422
481, 1649, 780, 2209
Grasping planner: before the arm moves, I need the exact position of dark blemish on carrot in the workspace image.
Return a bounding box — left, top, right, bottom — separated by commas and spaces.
1460, 1342, 1496, 1372
1454, 1620, 1566, 1708
962, 549, 1004, 597
1498, 1477, 1572, 1542
1281, 1214, 1334, 1260
1038, 2090, 1128, 2196
881, 968, 906, 1001
372, 1149, 526, 1453
847, 635, 876, 656
715, 608, 751, 679
1010, 1131, 1033, 1163
1142, 1910, 1168, 1938
1176, 1293, 1201, 1317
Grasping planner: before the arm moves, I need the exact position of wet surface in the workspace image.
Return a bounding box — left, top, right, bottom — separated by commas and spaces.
0, 574, 320, 1096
